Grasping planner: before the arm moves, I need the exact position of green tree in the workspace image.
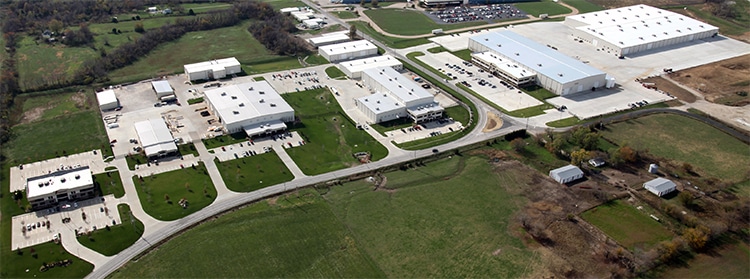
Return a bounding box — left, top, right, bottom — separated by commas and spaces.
360, 0, 365, 6
570, 149, 590, 166
678, 191, 694, 208
546, 137, 564, 154
48, 19, 63, 34
349, 25, 357, 40
372, 0, 379, 7
134, 22, 145, 33
511, 138, 525, 152
683, 226, 709, 251
581, 132, 600, 150
188, 8, 195, 16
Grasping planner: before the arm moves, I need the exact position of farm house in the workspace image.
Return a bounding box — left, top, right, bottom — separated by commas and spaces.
643, 177, 677, 197
549, 165, 584, 184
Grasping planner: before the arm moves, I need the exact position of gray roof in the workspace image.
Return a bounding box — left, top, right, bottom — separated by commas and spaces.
151, 80, 173, 94
644, 177, 676, 192
134, 118, 177, 157
203, 81, 294, 127
362, 67, 434, 105
470, 31, 605, 84
549, 165, 584, 179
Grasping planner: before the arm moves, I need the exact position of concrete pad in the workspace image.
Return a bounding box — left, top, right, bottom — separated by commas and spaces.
547, 86, 674, 119
209, 132, 305, 162
386, 120, 464, 144
133, 154, 201, 177
10, 150, 107, 193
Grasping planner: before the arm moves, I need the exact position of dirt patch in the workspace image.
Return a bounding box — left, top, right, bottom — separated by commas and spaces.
483, 112, 503, 132
20, 106, 49, 124
669, 54, 750, 106
267, 197, 278, 206
641, 76, 697, 103
71, 92, 88, 108
55, 51, 64, 58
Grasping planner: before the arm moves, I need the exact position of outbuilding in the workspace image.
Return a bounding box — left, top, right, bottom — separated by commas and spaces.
151, 80, 174, 98
96, 89, 119, 111
643, 177, 676, 197
549, 165, 584, 184
134, 118, 178, 158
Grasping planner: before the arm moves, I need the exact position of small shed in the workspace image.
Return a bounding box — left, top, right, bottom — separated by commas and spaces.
588, 158, 605, 167
549, 165, 584, 184
151, 80, 174, 98
96, 90, 118, 111
643, 177, 676, 197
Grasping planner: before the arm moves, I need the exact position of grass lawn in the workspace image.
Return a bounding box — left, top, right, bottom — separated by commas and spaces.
93, 171, 125, 198
349, 21, 431, 49
17, 91, 96, 123
332, 11, 358, 19
110, 191, 385, 278
16, 36, 97, 91
214, 153, 294, 192
325, 66, 346, 79
514, 0, 572, 17
260, 0, 309, 9
202, 132, 248, 150
659, 239, 750, 279
5, 111, 111, 165
600, 114, 750, 182
450, 49, 472, 61
186, 97, 204, 105
522, 85, 557, 100
133, 162, 217, 221
178, 143, 199, 157
508, 104, 554, 118
125, 153, 148, 171
546, 116, 582, 127
78, 204, 144, 256
364, 9, 485, 36
563, 0, 604, 13
282, 88, 388, 175
304, 54, 329, 65
581, 200, 673, 250
181, 3, 233, 13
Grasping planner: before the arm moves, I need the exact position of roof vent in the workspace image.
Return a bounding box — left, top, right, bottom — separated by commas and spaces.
376, 107, 380, 111
60, 178, 66, 183
233, 111, 239, 114
537, 63, 542, 67
249, 87, 254, 91
515, 53, 519, 56
259, 91, 265, 94
221, 92, 227, 96
497, 44, 502, 47
270, 103, 276, 107
75, 175, 80, 179
231, 96, 237, 100
259, 99, 265, 103
558, 73, 564, 77
376, 100, 380, 104
239, 103, 245, 107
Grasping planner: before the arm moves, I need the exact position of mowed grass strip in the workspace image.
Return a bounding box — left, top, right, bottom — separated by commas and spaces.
78, 204, 144, 256
133, 162, 217, 221
283, 88, 388, 175
563, 0, 604, 13
110, 192, 386, 278
93, 171, 125, 198
514, 0, 572, 17
363, 9, 485, 36
214, 152, 294, 192
581, 200, 673, 250
600, 114, 750, 182
6, 111, 111, 165
325, 156, 537, 278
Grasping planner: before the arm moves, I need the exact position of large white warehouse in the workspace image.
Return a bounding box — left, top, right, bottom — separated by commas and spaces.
184, 57, 242, 81
319, 40, 378, 63
338, 55, 403, 79
204, 81, 295, 137
309, 32, 351, 47
565, 4, 719, 57
355, 67, 443, 124
469, 31, 611, 95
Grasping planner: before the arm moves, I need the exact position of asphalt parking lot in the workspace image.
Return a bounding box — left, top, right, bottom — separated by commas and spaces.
210, 132, 305, 162
426, 4, 526, 24
9, 150, 108, 192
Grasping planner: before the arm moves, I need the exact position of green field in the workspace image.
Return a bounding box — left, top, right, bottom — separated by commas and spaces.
667, 1, 750, 37
181, 3, 233, 13
349, 21, 431, 48
546, 116, 583, 127
78, 204, 144, 256
600, 114, 750, 182
261, 0, 309, 9
332, 11, 358, 19
364, 9, 486, 36
133, 162, 217, 221
17, 91, 96, 123
514, 0, 572, 17
660, 240, 750, 279
283, 88, 388, 175
111, 155, 539, 277
582, 200, 673, 250
214, 153, 294, 192
5, 111, 111, 165
16, 36, 96, 90
93, 171, 125, 198
0, 241, 94, 278
563, 0, 604, 13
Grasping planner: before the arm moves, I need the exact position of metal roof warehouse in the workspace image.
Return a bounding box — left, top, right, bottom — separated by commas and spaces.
203, 81, 295, 137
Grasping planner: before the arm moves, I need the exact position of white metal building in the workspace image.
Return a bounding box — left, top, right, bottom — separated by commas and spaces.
469, 31, 611, 95
565, 5, 719, 57
151, 80, 174, 98
303, 18, 325, 29
26, 166, 95, 209
204, 81, 295, 137
309, 32, 351, 47
549, 165, 584, 184
338, 55, 403, 79
643, 177, 677, 197
96, 89, 119, 111
184, 57, 242, 81
319, 40, 378, 63
355, 67, 443, 124
134, 118, 178, 158
292, 11, 315, 22
471, 51, 536, 86
280, 7, 300, 14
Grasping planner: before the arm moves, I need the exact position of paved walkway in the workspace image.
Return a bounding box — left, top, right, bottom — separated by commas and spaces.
192, 136, 237, 198
270, 144, 308, 179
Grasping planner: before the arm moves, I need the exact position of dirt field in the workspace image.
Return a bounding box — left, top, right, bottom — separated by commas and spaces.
483, 112, 503, 132
668, 54, 750, 106
642, 76, 697, 103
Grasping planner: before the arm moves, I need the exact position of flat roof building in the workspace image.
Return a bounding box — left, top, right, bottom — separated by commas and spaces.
549, 165, 584, 184
96, 89, 119, 111
309, 33, 351, 47
355, 67, 443, 124
204, 81, 295, 137
565, 5, 719, 57
469, 31, 611, 95
26, 166, 95, 209
303, 18, 325, 29
280, 7, 300, 14
644, 177, 677, 197
134, 118, 178, 158
471, 51, 536, 86
151, 80, 174, 98
338, 55, 403, 79
184, 57, 242, 81
319, 40, 378, 63
292, 11, 315, 22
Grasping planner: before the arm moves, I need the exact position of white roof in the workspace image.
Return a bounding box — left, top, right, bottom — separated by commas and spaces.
473, 52, 535, 79
280, 7, 300, 13
322, 40, 377, 56
26, 167, 93, 199
471, 31, 605, 84
549, 165, 584, 179
363, 67, 434, 105
322, 31, 349, 37
151, 80, 173, 94
134, 118, 177, 157
244, 120, 288, 137
96, 90, 117, 106
303, 18, 324, 26
340, 55, 402, 75
309, 34, 350, 46
357, 92, 403, 115
203, 81, 294, 127
184, 57, 240, 74
644, 177, 676, 192
567, 5, 719, 49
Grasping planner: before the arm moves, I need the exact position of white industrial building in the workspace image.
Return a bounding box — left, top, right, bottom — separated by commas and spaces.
339, 55, 403, 79
309, 33, 351, 47
565, 5, 719, 57
469, 31, 613, 95
303, 18, 325, 29
292, 11, 315, 22
151, 80, 174, 99
204, 81, 295, 137
134, 118, 179, 158
184, 57, 242, 81
471, 51, 536, 86
549, 165, 584, 184
643, 177, 677, 197
26, 166, 96, 210
355, 67, 443, 124
319, 40, 378, 63
280, 7, 300, 14
96, 89, 119, 111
